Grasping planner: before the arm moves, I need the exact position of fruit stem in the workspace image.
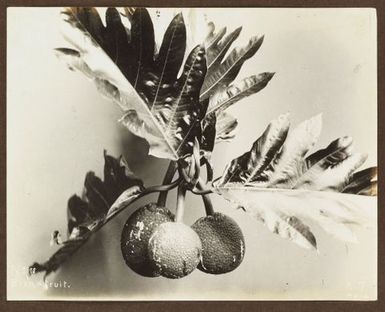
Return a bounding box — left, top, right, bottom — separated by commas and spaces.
190, 178, 213, 195
144, 178, 181, 194
190, 188, 213, 195
179, 165, 191, 184
175, 184, 187, 223
177, 139, 201, 188
196, 180, 215, 216
191, 137, 201, 185
157, 161, 178, 207
203, 158, 214, 183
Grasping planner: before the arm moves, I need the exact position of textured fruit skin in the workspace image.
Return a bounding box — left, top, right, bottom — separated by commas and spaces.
192, 212, 245, 274
148, 222, 202, 279
121, 203, 174, 277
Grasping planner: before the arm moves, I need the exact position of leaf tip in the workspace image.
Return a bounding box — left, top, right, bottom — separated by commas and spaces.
262, 72, 276, 83
360, 152, 369, 164
278, 112, 290, 122
174, 11, 184, 22
341, 135, 354, 146
234, 26, 243, 35
306, 113, 323, 137
257, 34, 265, 44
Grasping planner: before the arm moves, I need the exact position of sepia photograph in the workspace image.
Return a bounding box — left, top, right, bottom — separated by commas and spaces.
6, 6, 377, 301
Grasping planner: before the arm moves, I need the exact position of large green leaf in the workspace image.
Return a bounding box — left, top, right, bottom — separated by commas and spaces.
57, 9, 275, 159
215, 186, 376, 249
57, 7, 207, 160
214, 114, 377, 250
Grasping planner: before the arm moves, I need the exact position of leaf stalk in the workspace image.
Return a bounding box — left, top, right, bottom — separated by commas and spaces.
157, 161, 178, 207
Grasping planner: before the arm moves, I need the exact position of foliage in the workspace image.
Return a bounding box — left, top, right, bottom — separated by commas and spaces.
30, 7, 377, 278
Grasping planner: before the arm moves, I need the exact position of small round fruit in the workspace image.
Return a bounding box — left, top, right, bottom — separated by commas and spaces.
148, 222, 202, 279
192, 212, 245, 274
120, 203, 174, 277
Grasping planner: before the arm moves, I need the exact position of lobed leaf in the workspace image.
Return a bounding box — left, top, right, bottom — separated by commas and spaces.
154, 13, 186, 84
215, 114, 377, 249
343, 167, 378, 196
296, 153, 368, 192
216, 186, 376, 246
200, 33, 264, 101
127, 8, 155, 87
263, 114, 323, 188
204, 24, 242, 69
200, 22, 272, 151
207, 73, 275, 116
218, 113, 290, 186
58, 7, 208, 160
30, 152, 144, 278
251, 206, 317, 250
57, 10, 274, 159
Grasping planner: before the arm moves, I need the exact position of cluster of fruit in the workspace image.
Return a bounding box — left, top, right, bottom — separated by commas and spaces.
121, 202, 245, 279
